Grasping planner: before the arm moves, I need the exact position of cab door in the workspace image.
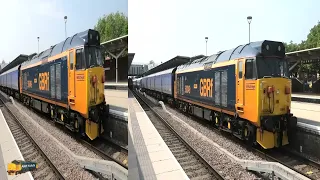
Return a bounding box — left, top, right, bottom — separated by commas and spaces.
236, 60, 244, 112
68, 50, 75, 104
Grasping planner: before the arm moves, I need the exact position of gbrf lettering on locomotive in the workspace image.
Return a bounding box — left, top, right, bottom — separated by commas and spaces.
200, 78, 213, 98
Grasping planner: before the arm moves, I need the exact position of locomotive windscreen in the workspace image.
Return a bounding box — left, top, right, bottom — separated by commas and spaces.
84, 47, 104, 68
256, 57, 289, 78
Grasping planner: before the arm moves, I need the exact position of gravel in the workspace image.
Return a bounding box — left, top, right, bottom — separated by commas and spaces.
0, 92, 116, 179
4, 101, 97, 180
12, 98, 102, 160
164, 104, 264, 161
138, 91, 269, 179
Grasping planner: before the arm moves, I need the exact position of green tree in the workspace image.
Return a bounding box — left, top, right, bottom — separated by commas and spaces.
305, 21, 320, 49
94, 11, 128, 42
284, 41, 300, 52
285, 21, 320, 75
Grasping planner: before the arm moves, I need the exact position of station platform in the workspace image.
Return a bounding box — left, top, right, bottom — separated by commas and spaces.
292, 93, 320, 104
105, 82, 128, 90
105, 89, 128, 120
0, 109, 33, 180
291, 101, 320, 133
128, 90, 188, 180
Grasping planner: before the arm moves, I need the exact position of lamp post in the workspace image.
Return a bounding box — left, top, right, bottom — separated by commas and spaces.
64, 16, 67, 39
205, 37, 208, 56
37, 37, 39, 54
247, 16, 252, 43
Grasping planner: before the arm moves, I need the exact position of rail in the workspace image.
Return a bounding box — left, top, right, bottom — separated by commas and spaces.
0, 96, 65, 179
7, 96, 128, 180
133, 90, 225, 180
253, 148, 320, 180
137, 90, 312, 180
79, 139, 128, 169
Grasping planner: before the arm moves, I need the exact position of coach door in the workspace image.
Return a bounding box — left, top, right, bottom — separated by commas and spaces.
237, 60, 244, 112
69, 50, 75, 104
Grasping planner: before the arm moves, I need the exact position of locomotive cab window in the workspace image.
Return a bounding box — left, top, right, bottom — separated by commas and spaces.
85, 47, 104, 68
256, 57, 289, 78
76, 49, 85, 70
69, 51, 74, 70
245, 59, 256, 79
238, 61, 243, 79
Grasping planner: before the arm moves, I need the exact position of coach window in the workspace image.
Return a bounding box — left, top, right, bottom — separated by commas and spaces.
76, 49, 85, 69
245, 59, 256, 79
238, 61, 243, 79
69, 51, 74, 70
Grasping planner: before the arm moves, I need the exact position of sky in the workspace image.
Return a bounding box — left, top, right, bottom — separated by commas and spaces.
129, 0, 320, 65
0, 0, 127, 63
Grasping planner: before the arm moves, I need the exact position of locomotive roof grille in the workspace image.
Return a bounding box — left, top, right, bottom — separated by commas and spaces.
176, 40, 285, 71
21, 29, 100, 68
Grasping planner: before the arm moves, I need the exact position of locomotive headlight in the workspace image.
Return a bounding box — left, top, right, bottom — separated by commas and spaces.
278, 46, 281, 51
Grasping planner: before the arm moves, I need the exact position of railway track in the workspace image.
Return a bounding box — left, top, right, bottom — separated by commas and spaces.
189, 111, 320, 179
80, 137, 128, 169
0, 98, 65, 180
0, 92, 127, 179
101, 135, 128, 152
38, 112, 129, 170
254, 148, 320, 180
182, 105, 320, 179
132, 90, 224, 180
138, 90, 320, 180
8, 94, 129, 170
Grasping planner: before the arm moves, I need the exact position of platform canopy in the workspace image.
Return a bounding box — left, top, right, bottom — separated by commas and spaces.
0, 53, 35, 74
101, 35, 128, 56
101, 35, 128, 83
286, 47, 320, 63
286, 47, 320, 71
142, 55, 200, 76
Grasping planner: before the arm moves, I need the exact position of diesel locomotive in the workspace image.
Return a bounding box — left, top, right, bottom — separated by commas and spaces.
0, 29, 108, 140
135, 40, 298, 149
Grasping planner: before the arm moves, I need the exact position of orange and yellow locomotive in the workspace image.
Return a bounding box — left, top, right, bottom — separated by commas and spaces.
0, 29, 108, 140
139, 40, 297, 149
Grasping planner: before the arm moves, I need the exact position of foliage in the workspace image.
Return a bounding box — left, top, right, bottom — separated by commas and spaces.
284, 21, 320, 74
149, 60, 155, 64
94, 11, 128, 42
